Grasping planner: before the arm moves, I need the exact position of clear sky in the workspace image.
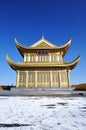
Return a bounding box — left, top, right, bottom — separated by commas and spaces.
0, 0, 86, 85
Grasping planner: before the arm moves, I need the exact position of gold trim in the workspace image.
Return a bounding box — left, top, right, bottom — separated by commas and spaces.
14, 38, 71, 57
6, 54, 80, 70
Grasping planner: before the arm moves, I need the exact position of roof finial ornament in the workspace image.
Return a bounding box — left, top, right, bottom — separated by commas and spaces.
42, 32, 44, 39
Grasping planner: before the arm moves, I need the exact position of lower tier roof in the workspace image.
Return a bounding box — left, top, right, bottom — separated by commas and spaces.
6, 55, 80, 71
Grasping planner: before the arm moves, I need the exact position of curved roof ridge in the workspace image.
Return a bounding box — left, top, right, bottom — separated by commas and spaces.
58, 38, 71, 49
6, 54, 80, 70
15, 38, 29, 49
29, 37, 57, 47
6, 54, 18, 70
14, 38, 71, 57
68, 55, 80, 67
15, 38, 71, 49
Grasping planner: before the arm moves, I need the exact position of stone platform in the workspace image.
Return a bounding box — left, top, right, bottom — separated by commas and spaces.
0, 87, 76, 96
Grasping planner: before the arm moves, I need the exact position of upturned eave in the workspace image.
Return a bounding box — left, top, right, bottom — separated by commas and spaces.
14, 38, 71, 57
6, 55, 80, 71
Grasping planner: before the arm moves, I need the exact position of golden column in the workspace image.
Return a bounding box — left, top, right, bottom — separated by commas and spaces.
16, 71, 19, 87
58, 71, 61, 87
35, 71, 37, 87
26, 71, 28, 87
67, 69, 70, 87
50, 71, 52, 87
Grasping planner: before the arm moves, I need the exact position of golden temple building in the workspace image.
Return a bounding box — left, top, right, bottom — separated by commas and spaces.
6, 37, 80, 87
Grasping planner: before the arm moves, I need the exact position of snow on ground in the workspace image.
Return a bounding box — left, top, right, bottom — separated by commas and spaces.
0, 96, 86, 130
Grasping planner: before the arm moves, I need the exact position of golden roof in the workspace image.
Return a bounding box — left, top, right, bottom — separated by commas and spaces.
14, 37, 71, 57
6, 54, 80, 71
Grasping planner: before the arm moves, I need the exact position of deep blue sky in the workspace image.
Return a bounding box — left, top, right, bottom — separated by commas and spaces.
0, 0, 86, 85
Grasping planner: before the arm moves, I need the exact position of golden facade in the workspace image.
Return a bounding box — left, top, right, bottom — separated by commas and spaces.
6, 37, 80, 87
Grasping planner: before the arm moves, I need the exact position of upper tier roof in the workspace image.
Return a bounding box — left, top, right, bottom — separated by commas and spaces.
6, 54, 80, 71
14, 37, 71, 57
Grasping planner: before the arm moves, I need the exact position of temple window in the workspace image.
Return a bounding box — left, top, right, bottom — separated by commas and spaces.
28, 73, 34, 82
37, 72, 49, 83
38, 56, 49, 62
52, 72, 59, 82
60, 71, 67, 82
19, 71, 26, 87
51, 54, 59, 62
30, 55, 36, 62
51, 55, 54, 61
